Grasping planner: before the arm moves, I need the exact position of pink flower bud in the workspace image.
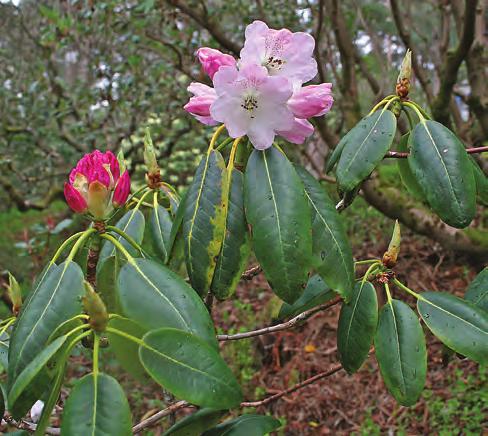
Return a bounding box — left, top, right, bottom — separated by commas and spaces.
196, 47, 236, 80
112, 171, 130, 208
288, 84, 333, 119
64, 182, 88, 213
185, 83, 219, 126
65, 150, 129, 219
278, 118, 314, 144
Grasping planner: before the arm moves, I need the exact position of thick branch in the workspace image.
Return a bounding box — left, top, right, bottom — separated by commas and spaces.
431, 0, 478, 125
216, 296, 342, 341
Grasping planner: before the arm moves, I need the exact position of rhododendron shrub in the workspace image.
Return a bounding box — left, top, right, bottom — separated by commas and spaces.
2, 22, 486, 436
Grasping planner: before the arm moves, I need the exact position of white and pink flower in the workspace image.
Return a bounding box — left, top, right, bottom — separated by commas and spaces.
184, 20, 333, 150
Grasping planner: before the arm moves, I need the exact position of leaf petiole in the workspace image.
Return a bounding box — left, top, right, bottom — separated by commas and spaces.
368, 95, 397, 116
100, 233, 135, 264
66, 228, 98, 262
105, 225, 146, 257
393, 278, 423, 300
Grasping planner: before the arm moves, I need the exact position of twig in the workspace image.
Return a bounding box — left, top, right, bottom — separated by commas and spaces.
216, 296, 342, 341
132, 400, 191, 434
385, 145, 488, 159
3, 415, 60, 435
240, 265, 262, 281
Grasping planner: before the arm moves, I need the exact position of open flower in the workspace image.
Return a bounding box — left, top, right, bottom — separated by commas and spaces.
240, 20, 317, 86
197, 47, 236, 80
184, 83, 218, 126
64, 150, 130, 219
210, 64, 294, 149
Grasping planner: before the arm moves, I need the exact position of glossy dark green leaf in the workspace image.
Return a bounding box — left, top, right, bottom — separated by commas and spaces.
108, 317, 148, 381
61, 373, 132, 435
465, 267, 488, 312
151, 204, 173, 263
417, 292, 488, 363
139, 328, 242, 409
99, 209, 145, 263
202, 414, 281, 435
117, 258, 217, 348
296, 165, 354, 300
278, 275, 335, 319
470, 157, 488, 206
96, 254, 124, 313
408, 120, 476, 228
8, 261, 84, 387
8, 335, 67, 408
183, 150, 227, 296
325, 128, 353, 173
244, 148, 312, 304
375, 299, 426, 406
164, 408, 226, 436
211, 169, 250, 300
338, 281, 378, 373
336, 108, 396, 193
168, 190, 188, 260
396, 133, 425, 200
0, 339, 8, 371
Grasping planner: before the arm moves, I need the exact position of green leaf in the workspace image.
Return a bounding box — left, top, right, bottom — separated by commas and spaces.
211, 169, 250, 300
417, 292, 488, 363
138, 328, 242, 409
108, 317, 148, 381
202, 414, 281, 435
183, 150, 227, 296
61, 373, 132, 436
338, 281, 378, 373
470, 157, 488, 206
164, 408, 226, 436
0, 339, 8, 371
150, 204, 173, 263
8, 335, 67, 408
168, 190, 188, 259
375, 299, 426, 406
8, 261, 84, 391
465, 267, 488, 312
117, 258, 217, 348
295, 165, 354, 300
408, 120, 476, 228
0, 384, 4, 428
278, 274, 336, 319
99, 209, 145, 263
96, 254, 124, 313
325, 128, 353, 173
244, 148, 312, 304
396, 133, 425, 200
336, 108, 396, 193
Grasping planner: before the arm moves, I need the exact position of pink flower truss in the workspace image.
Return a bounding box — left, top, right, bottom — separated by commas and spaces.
64, 150, 130, 218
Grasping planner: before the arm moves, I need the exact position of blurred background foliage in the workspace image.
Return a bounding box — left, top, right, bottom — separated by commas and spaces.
0, 0, 486, 277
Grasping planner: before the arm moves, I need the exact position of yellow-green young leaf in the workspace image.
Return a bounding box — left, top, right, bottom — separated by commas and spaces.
7, 272, 22, 315
295, 165, 354, 300
8, 261, 84, 418
337, 281, 378, 373
164, 408, 226, 436
278, 275, 336, 319
407, 120, 476, 228
117, 259, 217, 348
99, 209, 145, 263
61, 373, 132, 436
211, 169, 250, 300
202, 414, 282, 435
336, 108, 396, 194
183, 150, 228, 296
139, 328, 242, 409
418, 292, 488, 363
375, 299, 426, 406
244, 148, 312, 304
382, 220, 401, 268
465, 267, 488, 312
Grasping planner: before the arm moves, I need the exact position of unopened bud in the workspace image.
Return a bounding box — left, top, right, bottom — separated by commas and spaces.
7, 272, 22, 316
396, 49, 412, 98
82, 281, 108, 332
144, 128, 160, 176
382, 220, 401, 268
